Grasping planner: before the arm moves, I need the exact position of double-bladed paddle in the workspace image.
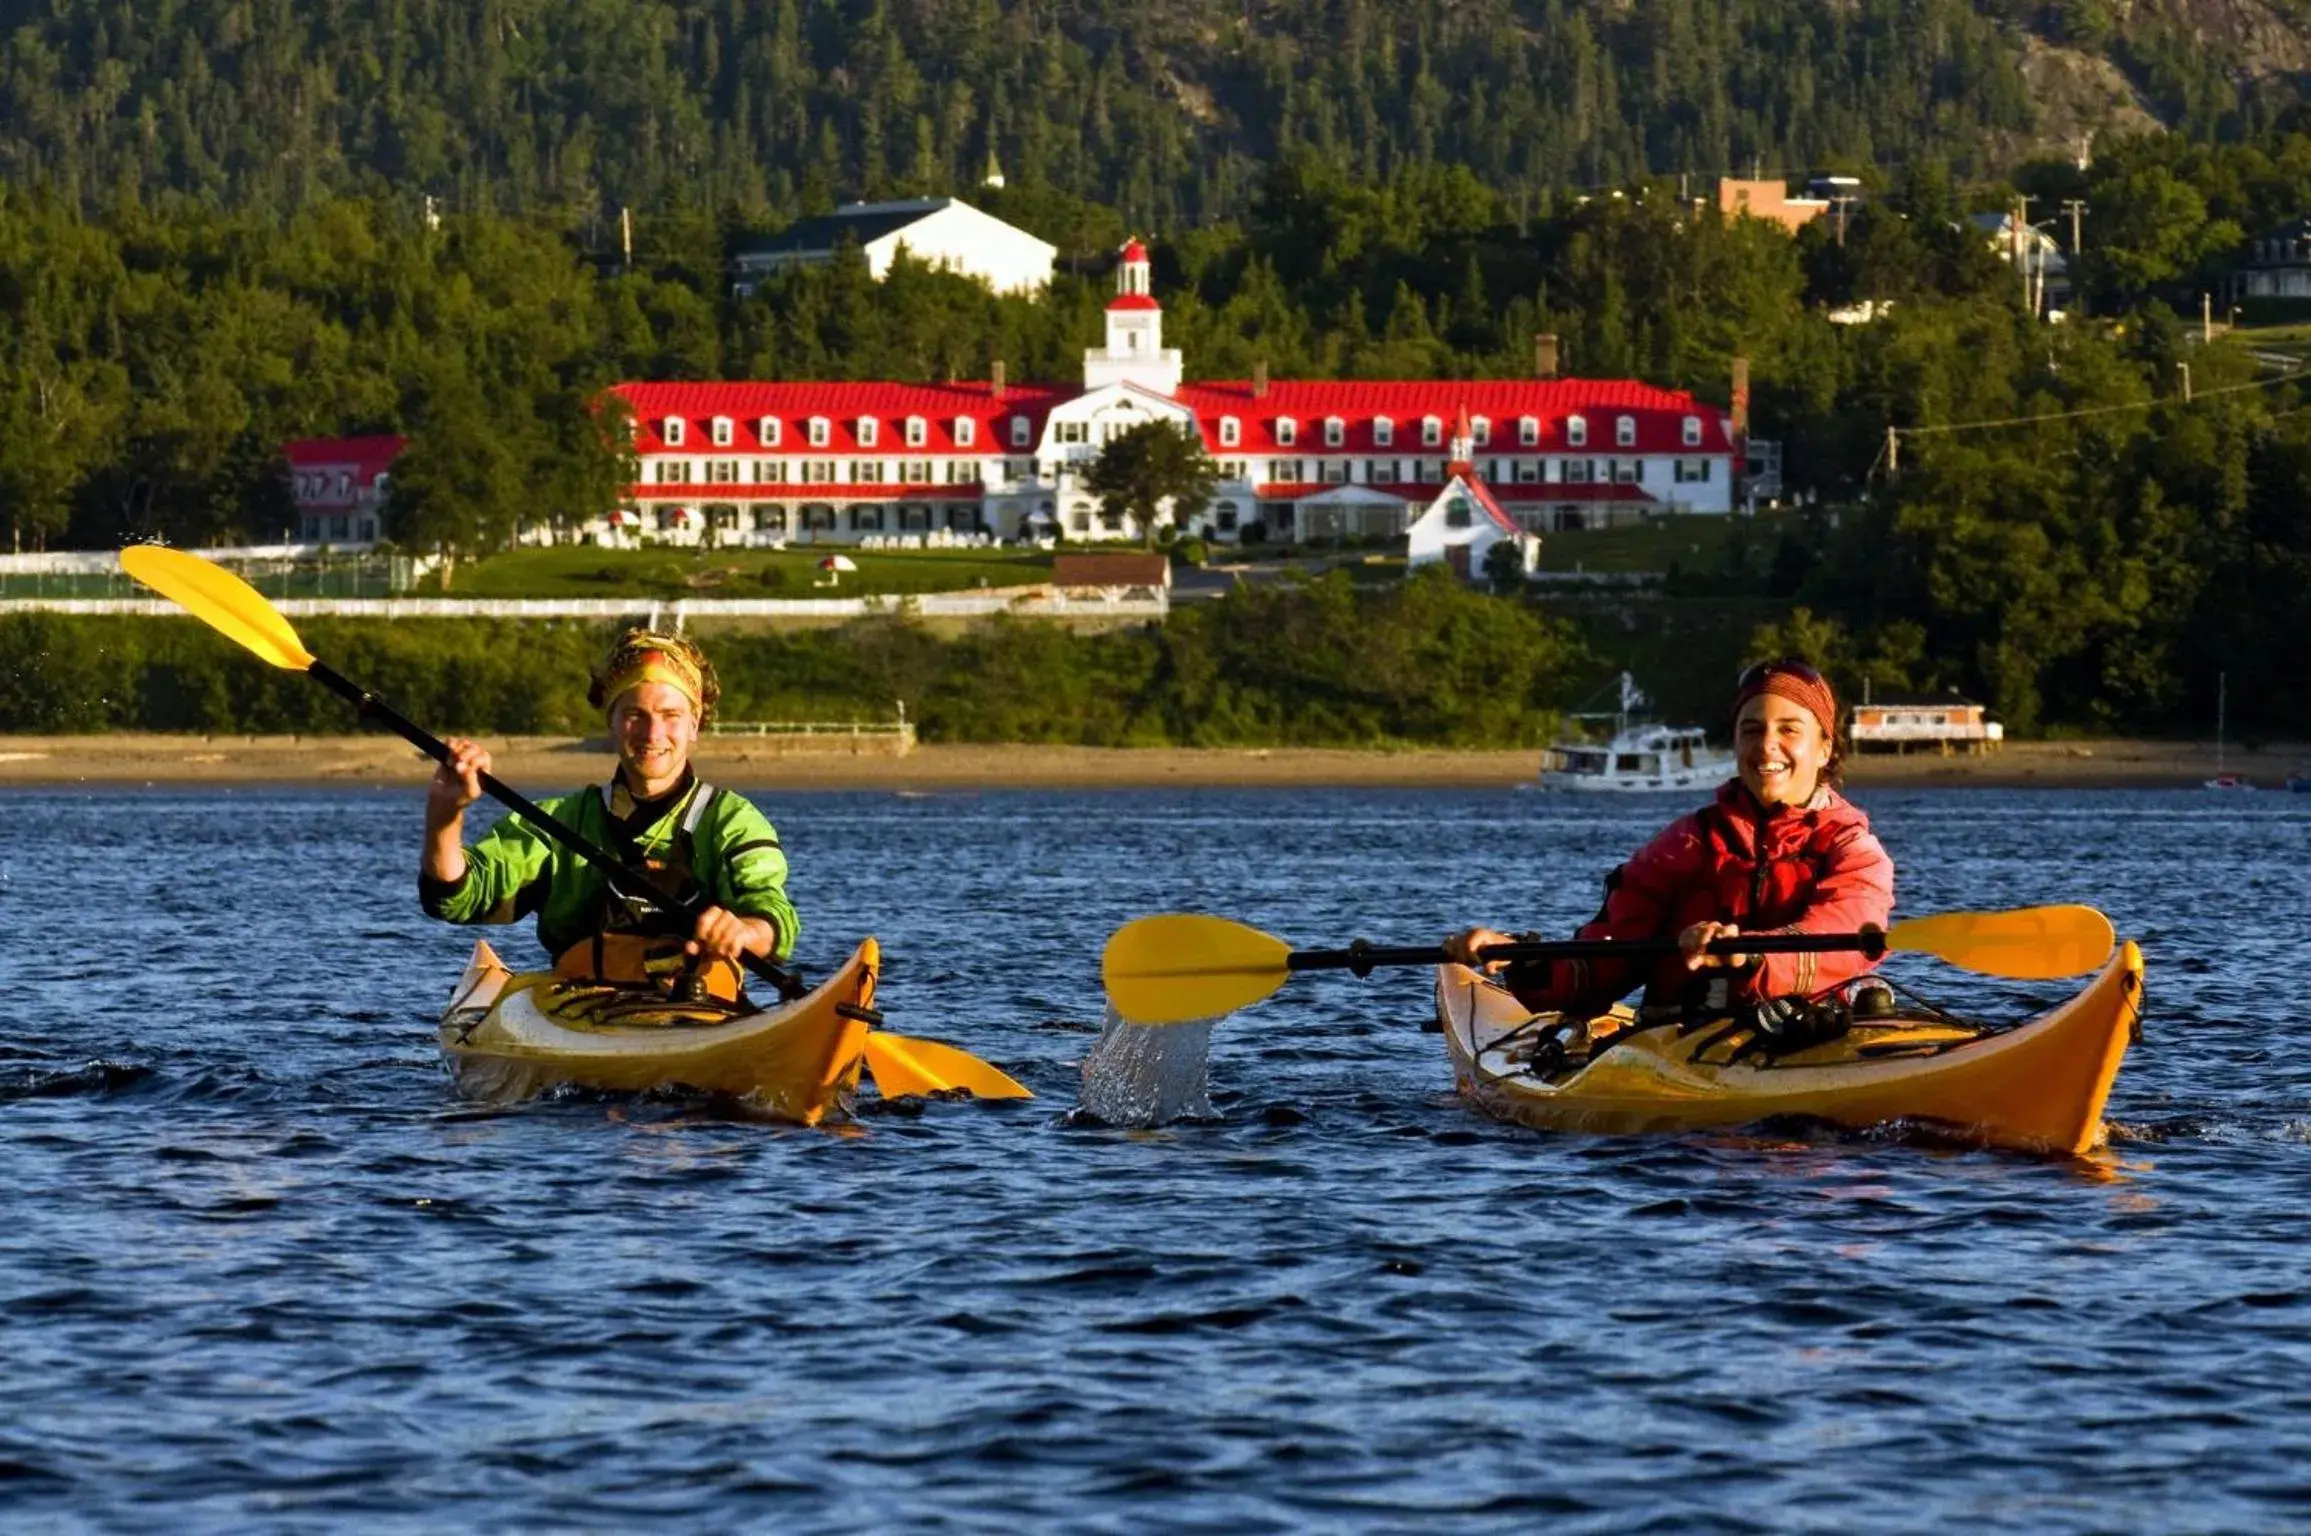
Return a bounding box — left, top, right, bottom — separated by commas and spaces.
118, 544, 1029, 1102
1101, 905, 2118, 1024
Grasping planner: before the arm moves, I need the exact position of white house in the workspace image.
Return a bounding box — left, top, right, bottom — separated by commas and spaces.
1404, 413, 1540, 582
731, 198, 1057, 297
615, 239, 1743, 548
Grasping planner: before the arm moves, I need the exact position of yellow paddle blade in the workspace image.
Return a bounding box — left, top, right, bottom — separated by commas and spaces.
1889, 904, 2116, 980
119, 545, 315, 671
862, 1032, 1033, 1100
1102, 913, 1294, 1024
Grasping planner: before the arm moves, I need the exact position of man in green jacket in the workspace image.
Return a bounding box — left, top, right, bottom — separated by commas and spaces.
420, 627, 799, 992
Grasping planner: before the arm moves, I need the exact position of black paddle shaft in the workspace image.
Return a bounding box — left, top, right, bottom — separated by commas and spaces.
309, 660, 809, 1000
1287, 928, 1889, 978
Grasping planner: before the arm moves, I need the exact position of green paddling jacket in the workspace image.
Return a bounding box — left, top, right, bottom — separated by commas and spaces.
420, 775, 800, 962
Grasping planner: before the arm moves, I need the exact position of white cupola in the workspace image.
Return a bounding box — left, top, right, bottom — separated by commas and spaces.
1083, 237, 1183, 395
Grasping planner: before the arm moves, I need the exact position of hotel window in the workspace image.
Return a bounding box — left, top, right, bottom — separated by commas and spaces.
1675, 459, 1712, 483
1682, 415, 1703, 447
1221, 461, 1247, 480
1566, 415, 1587, 447
1374, 417, 1394, 447
808, 417, 830, 447
1322, 461, 1349, 484
955, 417, 976, 448
1421, 416, 1442, 446
1471, 416, 1491, 446
658, 460, 693, 484
854, 461, 886, 483
1276, 417, 1297, 446
1219, 415, 1241, 447
905, 460, 933, 482
858, 418, 879, 448
664, 417, 686, 446
708, 460, 739, 484
1270, 459, 1304, 482
949, 461, 979, 484
1372, 460, 1398, 484
756, 461, 788, 484
711, 416, 733, 447
1010, 415, 1031, 447
1324, 416, 1345, 447
758, 416, 781, 446
1515, 460, 1542, 482
1613, 459, 1640, 483
1057, 421, 1088, 445
1519, 416, 1540, 446
1564, 459, 1592, 483
804, 460, 836, 482
1616, 415, 1637, 448
905, 416, 926, 447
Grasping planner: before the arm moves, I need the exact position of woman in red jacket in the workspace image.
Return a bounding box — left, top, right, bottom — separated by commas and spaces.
1449, 658, 1894, 1019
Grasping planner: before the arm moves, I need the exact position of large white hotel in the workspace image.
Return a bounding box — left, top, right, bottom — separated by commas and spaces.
614, 242, 1743, 548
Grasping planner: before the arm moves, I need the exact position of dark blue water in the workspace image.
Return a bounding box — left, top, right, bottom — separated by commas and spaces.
5, 785, 2310, 1530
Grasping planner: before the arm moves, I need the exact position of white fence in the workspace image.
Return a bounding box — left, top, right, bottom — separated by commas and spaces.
0, 590, 1168, 622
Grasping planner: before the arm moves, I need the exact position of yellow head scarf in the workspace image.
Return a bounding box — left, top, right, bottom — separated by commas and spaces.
587, 629, 719, 721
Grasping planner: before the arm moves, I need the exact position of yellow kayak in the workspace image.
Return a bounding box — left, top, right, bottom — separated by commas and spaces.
439, 938, 881, 1125
1434, 941, 2143, 1155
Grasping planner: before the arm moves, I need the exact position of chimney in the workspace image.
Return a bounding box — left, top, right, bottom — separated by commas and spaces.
990, 358, 1006, 401
1534, 333, 1559, 379
1729, 355, 1750, 441
1252, 359, 1268, 399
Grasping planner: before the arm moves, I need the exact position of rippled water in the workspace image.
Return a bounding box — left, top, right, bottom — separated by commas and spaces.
5, 784, 2311, 1529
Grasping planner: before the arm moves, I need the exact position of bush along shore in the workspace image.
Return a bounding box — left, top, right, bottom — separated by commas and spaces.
0, 570, 1590, 748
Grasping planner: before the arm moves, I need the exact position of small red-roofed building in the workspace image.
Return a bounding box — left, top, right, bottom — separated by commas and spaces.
285, 435, 404, 545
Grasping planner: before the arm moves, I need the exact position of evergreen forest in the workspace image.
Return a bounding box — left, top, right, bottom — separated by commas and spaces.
2, 0, 2310, 739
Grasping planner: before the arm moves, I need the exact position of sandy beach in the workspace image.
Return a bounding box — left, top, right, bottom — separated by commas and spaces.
0, 733, 2300, 790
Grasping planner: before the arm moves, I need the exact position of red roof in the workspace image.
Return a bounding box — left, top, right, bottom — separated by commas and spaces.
1452, 474, 1523, 536
1105, 293, 1163, 312
617, 381, 1063, 455
284, 435, 404, 476
1175, 379, 1730, 456
1120, 239, 1149, 263
1250, 480, 1658, 505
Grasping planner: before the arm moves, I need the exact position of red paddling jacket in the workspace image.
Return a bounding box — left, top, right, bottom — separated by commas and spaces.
1509, 781, 1895, 1016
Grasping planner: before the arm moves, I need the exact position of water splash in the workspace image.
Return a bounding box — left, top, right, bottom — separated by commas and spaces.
1077, 1002, 1219, 1127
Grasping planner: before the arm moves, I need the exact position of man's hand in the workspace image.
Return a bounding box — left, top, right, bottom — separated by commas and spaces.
1444, 926, 1516, 972
426, 738, 491, 829
688, 905, 778, 966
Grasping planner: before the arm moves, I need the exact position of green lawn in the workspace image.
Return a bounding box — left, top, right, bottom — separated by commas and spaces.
1535, 512, 1756, 574
429, 545, 1054, 598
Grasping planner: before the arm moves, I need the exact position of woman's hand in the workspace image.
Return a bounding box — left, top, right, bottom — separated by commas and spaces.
1444, 926, 1516, 971
1679, 920, 1747, 970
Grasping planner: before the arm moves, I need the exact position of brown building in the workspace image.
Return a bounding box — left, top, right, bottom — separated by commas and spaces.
1716, 179, 1829, 234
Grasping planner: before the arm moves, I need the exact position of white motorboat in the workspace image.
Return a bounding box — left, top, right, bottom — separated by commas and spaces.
1538, 673, 1735, 794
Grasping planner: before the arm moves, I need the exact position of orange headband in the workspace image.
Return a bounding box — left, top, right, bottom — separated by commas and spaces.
601, 649, 704, 715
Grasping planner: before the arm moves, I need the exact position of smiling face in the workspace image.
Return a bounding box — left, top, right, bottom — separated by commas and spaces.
610, 679, 700, 797
1735, 692, 1831, 809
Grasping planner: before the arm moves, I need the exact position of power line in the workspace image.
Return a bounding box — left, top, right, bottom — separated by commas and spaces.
1893, 365, 2301, 445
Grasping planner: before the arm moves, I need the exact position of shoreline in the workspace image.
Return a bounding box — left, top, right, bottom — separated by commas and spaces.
0, 734, 2301, 790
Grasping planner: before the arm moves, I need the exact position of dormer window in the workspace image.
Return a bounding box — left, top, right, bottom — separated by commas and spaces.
758, 416, 782, 447
1323, 416, 1345, 447
710, 416, 733, 447
1421, 415, 1443, 447
1682, 415, 1703, 447
1471, 415, 1492, 446
1519, 415, 1540, 446
905, 415, 927, 447
1276, 417, 1298, 446
1219, 415, 1241, 447
1010, 415, 1031, 448
858, 417, 879, 448
955, 417, 977, 448
808, 416, 830, 447
1566, 414, 1587, 447
663, 416, 686, 447
1616, 414, 1637, 448
1374, 417, 1394, 447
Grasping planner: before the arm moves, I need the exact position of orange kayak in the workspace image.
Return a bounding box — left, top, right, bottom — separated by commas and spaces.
438, 938, 880, 1125
1434, 941, 2143, 1155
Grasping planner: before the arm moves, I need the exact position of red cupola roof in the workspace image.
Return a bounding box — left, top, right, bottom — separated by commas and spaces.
1120, 238, 1149, 263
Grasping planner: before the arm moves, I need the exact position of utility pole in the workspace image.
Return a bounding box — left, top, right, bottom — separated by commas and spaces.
2013, 194, 2037, 316
621, 206, 634, 272
2179, 361, 2193, 403
2062, 197, 2088, 317
1831, 193, 1857, 248
2203, 291, 2214, 343
1884, 425, 1900, 476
